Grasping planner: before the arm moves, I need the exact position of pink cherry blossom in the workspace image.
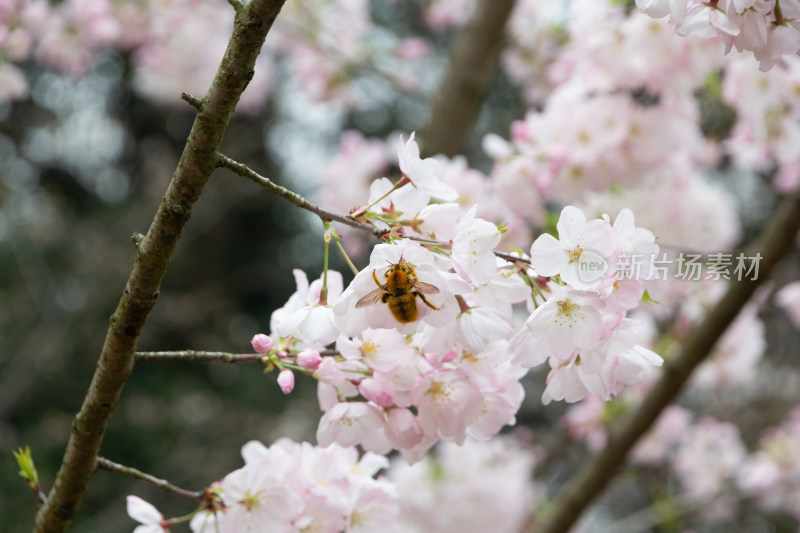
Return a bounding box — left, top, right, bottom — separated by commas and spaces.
346, 481, 399, 533
317, 402, 390, 454
397, 133, 458, 201
337, 328, 415, 373
126, 495, 166, 533
219, 464, 304, 532
530, 205, 619, 290
455, 306, 513, 352
525, 287, 607, 362
389, 436, 540, 533
385, 407, 425, 450
358, 377, 395, 408
410, 368, 483, 444
776, 281, 800, 328
631, 404, 693, 464
451, 206, 502, 286
271, 269, 344, 348
672, 417, 747, 516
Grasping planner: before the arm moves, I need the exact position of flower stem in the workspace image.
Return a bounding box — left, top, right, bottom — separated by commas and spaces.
320, 225, 333, 305
352, 176, 410, 218
96, 457, 204, 501
328, 226, 360, 275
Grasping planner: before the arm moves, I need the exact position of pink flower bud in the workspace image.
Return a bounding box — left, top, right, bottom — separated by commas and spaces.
296, 348, 322, 371
251, 334, 273, 353
386, 407, 424, 449
277, 369, 294, 394
358, 377, 394, 408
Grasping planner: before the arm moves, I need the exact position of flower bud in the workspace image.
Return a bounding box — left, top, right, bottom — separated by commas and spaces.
358, 377, 394, 408
296, 348, 322, 371
251, 334, 273, 353
277, 369, 294, 394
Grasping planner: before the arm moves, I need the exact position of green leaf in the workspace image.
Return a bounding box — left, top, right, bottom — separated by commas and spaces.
642, 289, 661, 305
13, 446, 38, 489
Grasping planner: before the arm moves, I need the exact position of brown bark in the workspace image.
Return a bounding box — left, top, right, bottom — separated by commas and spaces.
421, 0, 516, 157
32, 1, 286, 531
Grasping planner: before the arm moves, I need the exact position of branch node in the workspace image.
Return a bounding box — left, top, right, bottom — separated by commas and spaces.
131, 232, 145, 252
227, 0, 245, 11
180, 92, 204, 112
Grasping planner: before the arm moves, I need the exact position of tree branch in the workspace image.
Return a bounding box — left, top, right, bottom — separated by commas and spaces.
420, 0, 516, 156
135, 351, 265, 364
216, 152, 385, 237
537, 191, 800, 533
96, 457, 204, 501
220, 153, 533, 266
33, 1, 287, 531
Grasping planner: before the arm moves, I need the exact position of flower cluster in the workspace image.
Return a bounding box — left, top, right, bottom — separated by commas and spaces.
388, 435, 542, 533
721, 54, 800, 191
254, 133, 663, 462
0, 0, 425, 109
518, 206, 664, 404
636, 0, 800, 71
738, 406, 800, 520
128, 439, 398, 533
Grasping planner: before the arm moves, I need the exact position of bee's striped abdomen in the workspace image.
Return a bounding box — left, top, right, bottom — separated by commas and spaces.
388, 292, 418, 323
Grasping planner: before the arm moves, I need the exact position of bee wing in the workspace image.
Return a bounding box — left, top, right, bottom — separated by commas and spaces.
355, 288, 385, 308
412, 280, 440, 295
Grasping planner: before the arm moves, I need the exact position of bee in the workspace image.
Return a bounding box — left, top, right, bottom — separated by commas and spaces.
355, 259, 440, 323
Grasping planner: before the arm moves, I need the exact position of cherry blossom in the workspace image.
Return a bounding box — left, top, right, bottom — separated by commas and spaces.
317, 402, 391, 454
271, 269, 344, 348
388, 436, 541, 533
126, 496, 166, 533
776, 281, 800, 328
530, 206, 619, 290
672, 417, 747, 516
451, 206, 502, 286
195, 439, 398, 532
397, 133, 459, 201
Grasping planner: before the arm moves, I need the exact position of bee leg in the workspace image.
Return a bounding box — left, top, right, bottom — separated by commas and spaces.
415, 291, 439, 311
371, 269, 381, 287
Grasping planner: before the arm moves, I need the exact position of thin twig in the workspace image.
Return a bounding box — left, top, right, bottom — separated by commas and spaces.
135, 351, 265, 364
33, 485, 47, 505
137, 349, 341, 364
180, 92, 203, 111
96, 457, 204, 501
216, 152, 384, 238
537, 190, 800, 533
219, 153, 533, 265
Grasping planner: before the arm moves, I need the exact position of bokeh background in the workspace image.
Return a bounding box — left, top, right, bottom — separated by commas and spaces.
4, 0, 800, 532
